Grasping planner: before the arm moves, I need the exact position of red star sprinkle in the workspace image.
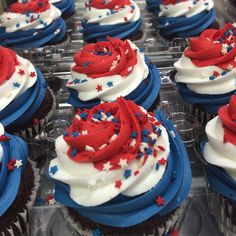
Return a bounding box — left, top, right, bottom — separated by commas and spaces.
96, 84, 103, 92
134, 170, 139, 176
158, 158, 167, 165
18, 69, 25, 76
7, 159, 16, 171
213, 70, 220, 77
0, 135, 10, 141
156, 196, 165, 206
158, 145, 165, 152
115, 180, 122, 189
30, 71, 36, 77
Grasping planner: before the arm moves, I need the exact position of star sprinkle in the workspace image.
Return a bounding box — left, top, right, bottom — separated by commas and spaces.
158, 158, 167, 165
18, 69, 25, 76
13, 82, 20, 88
7, 159, 16, 171
156, 196, 165, 206
124, 169, 131, 179
107, 81, 113, 87
14, 159, 23, 168
96, 84, 103, 92
119, 158, 128, 168
115, 180, 122, 189
30, 71, 36, 77
103, 161, 112, 171
0, 135, 10, 141
50, 165, 58, 175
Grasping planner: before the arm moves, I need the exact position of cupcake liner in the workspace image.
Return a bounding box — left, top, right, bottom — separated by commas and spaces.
1, 162, 40, 236
62, 205, 184, 236
13, 87, 56, 139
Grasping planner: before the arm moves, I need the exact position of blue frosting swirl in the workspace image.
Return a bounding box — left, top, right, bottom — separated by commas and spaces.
53, 0, 75, 17
0, 131, 28, 216
0, 67, 46, 128
68, 61, 160, 110
81, 19, 142, 42
176, 82, 235, 114
0, 18, 66, 49
49, 110, 192, 227
146, 0, 161, 12
157, 9, 216, 38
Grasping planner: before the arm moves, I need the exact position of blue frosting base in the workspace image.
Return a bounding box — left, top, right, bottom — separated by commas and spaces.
53, 0, 75, 16
81, 19, 142, 42
49, 110, 192, 227
157, 9, 216, 38
68, 60, 161, 110
0, 18, 66, 49
0, 132, 28, 216
146, 0, 161, 12
201, 142, 236, 204
0, 67, 46, 127
176, 82, 236, 114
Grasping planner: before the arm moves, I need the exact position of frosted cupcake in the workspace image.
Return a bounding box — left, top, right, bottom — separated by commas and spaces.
67, 37, 161, 111
157, 0, 217, 39
0, 0, 68, 50
0, 46, 55, 137
174, 23, 236, 116
203, 95, 236, 234
81, 0, 142, 42
0, 123, 39, 235
49, 98, 191, 236
49, 0, 75, 19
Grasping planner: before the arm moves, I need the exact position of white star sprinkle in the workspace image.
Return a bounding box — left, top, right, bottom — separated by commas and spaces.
119, 159, 128, 168
149, 133, 157, 140
227, 64, 234, 70
130, 139, 136, 147
82, 130, 88, 135
14, 159, 23, 168
103, 161, 112, 171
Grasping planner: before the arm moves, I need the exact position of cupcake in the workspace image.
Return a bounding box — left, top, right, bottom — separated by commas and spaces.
67, 37, 161, 111
174, 23, 236, 117
203, 94, 236, 234
0, 123, 39, 235
157, 0, 217, 39
49, 0, 75, 19
48, 97, 192, 236
0, 46, 55, 137
146, 0, 161, 13
81, 0, 142, 43
0, 0, 68, 50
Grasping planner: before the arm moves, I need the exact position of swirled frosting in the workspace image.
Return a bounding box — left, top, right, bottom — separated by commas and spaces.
49, 98, 191, 227
0, 123, 28, 216
157, 0, 215, 38
67, 37, 160, 110
0, 46, 47, 128
204, 95, 236, 180
0, 0, 67, 49
81, 0, 141, 42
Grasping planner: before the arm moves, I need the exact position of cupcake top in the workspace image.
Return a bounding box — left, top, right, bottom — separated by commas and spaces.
0, 123, 28, 216
67, 37, 160, 110
0, 0, 61, 33
83, 0, 140, 26
0, 46, 47, 127
174, 23, 236, 96
49, 98, 191, 227
204, 95, 236, 180
159, 0, 214, 18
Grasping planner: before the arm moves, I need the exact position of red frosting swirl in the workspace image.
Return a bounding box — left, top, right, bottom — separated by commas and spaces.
88, 0, 131, 10
219, 95, 236, 145
72, 37, 138, 78
185, 23, 236, 70
63, 98, 162, 171
9, 0, 50, 14
0, 47, 18, 86
163, 0, 187, 5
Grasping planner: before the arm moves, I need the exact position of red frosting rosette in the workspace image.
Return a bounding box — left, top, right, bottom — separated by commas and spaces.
88, 0, 131, 10
219, 95, 236, 145
63, 98, 163, 171
9, 0, 50, 13
0, 47, 18, 86
72, 37, 138, 78
185, 23, 236, 70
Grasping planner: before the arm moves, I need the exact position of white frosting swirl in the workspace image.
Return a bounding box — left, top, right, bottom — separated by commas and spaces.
82, 1, 140, 25
49, 121, 170, 207
174, 55, 236, 95
67, 40, 149, 102
159, 0, 214, 18
204, 116, 236, 181
0, 55, 37, 112
0, 4, 61, 33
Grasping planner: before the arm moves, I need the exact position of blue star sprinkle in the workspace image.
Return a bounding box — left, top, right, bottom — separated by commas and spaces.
107, 81, 113, 87
72, 131, 80, 137
124, 169, 132, 179
13, 82, 20, 88
80, 112, 88, 120
142, 129, 150, 136
50, 165, 58, 175
130, 131, 138, 139
74, 79, 80, 84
